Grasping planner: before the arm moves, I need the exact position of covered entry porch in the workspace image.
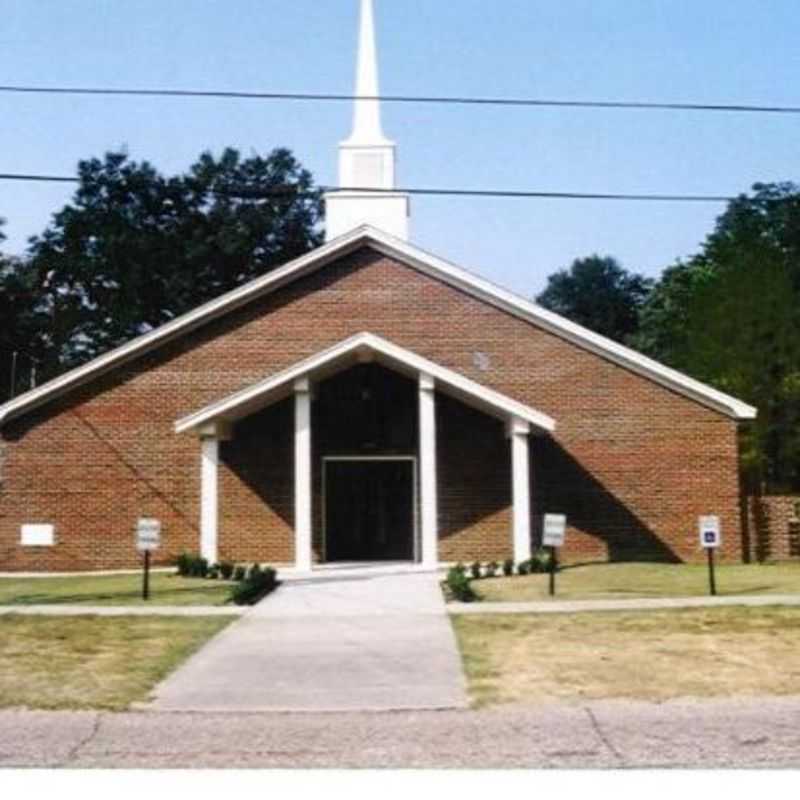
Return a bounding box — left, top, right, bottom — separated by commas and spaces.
176, 333, 555, 572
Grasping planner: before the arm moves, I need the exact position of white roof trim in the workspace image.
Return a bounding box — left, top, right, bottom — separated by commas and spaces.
0, 224, 756, 426
175, 332, 557, 435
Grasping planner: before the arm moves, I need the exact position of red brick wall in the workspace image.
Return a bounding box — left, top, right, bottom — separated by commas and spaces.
744, 495, 800, 562
0, 247, 745, 570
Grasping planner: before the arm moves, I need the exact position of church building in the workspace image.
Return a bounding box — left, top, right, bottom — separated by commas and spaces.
0, 1, 756, 572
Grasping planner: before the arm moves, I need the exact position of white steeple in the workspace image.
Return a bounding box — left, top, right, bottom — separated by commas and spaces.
325, 0, 410, 241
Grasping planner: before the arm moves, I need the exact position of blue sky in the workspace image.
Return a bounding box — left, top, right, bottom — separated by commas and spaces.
0, 0, 797, 295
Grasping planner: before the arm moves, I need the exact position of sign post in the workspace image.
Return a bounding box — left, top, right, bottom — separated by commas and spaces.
699, 516, 721, 597
542, 514, 567, 597
136, 519, 161, 601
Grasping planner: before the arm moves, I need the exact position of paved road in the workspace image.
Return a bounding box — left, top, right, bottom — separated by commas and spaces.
3, 696, 800, 768
147, 567, 468, 712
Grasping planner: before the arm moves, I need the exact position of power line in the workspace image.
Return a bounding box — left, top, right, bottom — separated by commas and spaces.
0, 172, 737, 203
1, 84, 799, 115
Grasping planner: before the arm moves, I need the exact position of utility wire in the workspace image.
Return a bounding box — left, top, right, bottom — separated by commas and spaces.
0, 173, 738, 203
1, 84, 799, 115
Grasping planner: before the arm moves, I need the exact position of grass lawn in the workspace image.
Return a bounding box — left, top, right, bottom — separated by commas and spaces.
0, 615, 232, 710
0, 572, 235, 606
473, 562, 800, 603
452, 606, 800, 708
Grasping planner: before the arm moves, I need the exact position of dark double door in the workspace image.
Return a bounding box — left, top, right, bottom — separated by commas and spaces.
325, 460, 415, 562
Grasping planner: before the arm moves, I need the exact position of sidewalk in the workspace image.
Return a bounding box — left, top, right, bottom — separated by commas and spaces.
0, 605, 244, 617
450, 593, 800, 615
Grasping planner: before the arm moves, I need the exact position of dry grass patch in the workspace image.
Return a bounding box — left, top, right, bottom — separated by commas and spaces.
476, 562, 800, 603
0, 615, 232, 710
452, 607, 800, 708
0, 573, 234, 607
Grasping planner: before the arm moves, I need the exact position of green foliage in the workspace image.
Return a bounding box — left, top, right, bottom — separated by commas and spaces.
229, 565, 278, 606
233, 566, 247, 582
485, 561, 499, 578
13, 147, 322, 382
531, 549, 554, 574
517, 560, 531, 576
445, 565, 479, 603
636, 182, 800, 491
219, 562, 235, 581
175, 553, 210, 579
537, 255, 653, 344
503, 559, 515, 577
175, 552, 193, 577
470, 561, 483, 580
208, 564, 220, 580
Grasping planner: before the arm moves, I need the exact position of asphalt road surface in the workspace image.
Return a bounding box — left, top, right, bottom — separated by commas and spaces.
2, 696, 800, 769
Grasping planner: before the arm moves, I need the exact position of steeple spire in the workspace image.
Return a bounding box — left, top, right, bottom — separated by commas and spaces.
345, 0, 391, 146
324, 0, 410, 241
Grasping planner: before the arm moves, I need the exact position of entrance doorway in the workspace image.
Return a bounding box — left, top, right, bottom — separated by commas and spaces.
324, 458, 417, 562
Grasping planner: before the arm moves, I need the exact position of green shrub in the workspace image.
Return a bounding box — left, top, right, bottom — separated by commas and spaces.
176, 552, 193, 577
208, 564, 220, 580
232, 565, 246, 582
219, 562, 235, 581
229, 567, 279, 606
470, 561, 483, 580
503, 559, 515, 577
445, 566, 479, 603
176, 553, 211, 579
193, 557, 209, 578
531, 548, 554, 574
485, 561, 499, 578
517, 560, 532, 576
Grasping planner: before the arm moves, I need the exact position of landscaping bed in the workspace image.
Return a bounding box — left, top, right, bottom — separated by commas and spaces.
0, 555, 281, 607
452, 606, 800, 707
446, 561, 800, 603
0, 615, 232, 710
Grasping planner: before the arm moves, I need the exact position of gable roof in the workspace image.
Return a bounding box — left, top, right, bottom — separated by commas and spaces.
0, 225, 757, 426
175, 332, 556, 436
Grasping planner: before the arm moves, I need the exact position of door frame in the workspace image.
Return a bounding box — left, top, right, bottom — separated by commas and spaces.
321, 456, 419, 564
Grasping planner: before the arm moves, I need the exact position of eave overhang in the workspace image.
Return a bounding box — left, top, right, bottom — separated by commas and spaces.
175, 332, 556, 437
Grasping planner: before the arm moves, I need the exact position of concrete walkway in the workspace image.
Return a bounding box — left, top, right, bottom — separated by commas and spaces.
146, 565, 468, 713
450, 593, 800, 615
0, 605, 243, 617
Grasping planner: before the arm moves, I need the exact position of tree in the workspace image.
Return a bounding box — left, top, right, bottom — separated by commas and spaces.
27, 147, 323, 376
636, 183, 800, 491
536, 255, 653, 344
0, 220, 48, 399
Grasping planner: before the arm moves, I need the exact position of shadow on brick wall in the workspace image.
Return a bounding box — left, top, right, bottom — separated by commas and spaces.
532, 438, 680, 563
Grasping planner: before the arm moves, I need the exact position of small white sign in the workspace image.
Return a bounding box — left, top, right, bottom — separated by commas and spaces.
543, 514, 567, 548
699, 515, 722, 549
136, 518, 161, 552
21, 524, 55, 547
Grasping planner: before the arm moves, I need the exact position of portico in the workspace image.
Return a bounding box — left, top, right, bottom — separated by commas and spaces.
176, 332, 555, 571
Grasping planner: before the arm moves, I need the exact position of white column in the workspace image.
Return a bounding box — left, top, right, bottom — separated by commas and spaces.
294, 378, 313, 572
200, 437, 219, 564
511, 417, 532, 564
419, 372, 439, 569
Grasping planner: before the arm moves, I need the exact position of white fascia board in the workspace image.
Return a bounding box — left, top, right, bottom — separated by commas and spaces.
361, 229, 758, 421
175, 332, 556, 435
0, 223, 757, 426
0, 227, 371, 427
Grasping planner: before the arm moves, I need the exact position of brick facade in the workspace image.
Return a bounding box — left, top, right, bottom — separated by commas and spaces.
0, 246, 745, 571
744, 495, 800, 562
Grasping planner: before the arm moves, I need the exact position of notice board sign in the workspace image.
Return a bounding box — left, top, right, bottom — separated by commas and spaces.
543, 514, 567, 548
136, 518, 162, 553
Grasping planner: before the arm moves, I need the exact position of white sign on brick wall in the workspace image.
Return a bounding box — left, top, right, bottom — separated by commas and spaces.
21, 524, 55, 547
543, 514, 567, 548
136, 518, 161, 552
699, 516, 722, 549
